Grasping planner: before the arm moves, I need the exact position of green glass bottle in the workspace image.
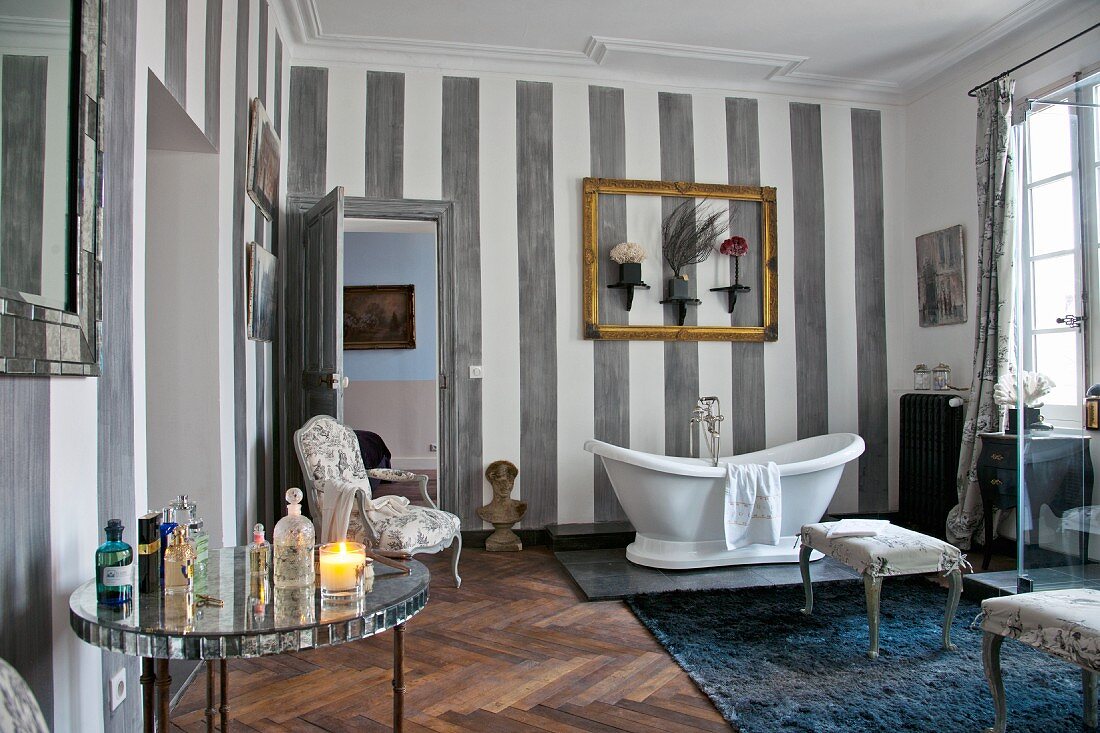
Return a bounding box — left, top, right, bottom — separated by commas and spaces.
96, 518, 133, 607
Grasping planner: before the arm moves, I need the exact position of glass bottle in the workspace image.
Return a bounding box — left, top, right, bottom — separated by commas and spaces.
273, 488, 315, 588
248, 523, 270, 577
188, 518, 209, 578
163, 526, 196, 595
158, 506, 177, 580
96, 519, 133, 607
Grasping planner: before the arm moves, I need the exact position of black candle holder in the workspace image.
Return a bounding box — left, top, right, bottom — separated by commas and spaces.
710, 283, 752, 314
608, 281, 650, 310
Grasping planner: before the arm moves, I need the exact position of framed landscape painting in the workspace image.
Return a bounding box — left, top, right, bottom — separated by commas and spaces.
344, 285, 416, 349
247, 243, 276, 342
916, 225, 967, 327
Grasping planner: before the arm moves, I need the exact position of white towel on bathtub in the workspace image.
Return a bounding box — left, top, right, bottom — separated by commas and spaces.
724, 461, 782, 550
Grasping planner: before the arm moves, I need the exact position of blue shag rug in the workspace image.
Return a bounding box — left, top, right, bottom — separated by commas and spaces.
627, 577, 1091, 732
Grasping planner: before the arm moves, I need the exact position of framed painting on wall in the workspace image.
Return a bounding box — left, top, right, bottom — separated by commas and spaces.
246, 98, 280, 221
916, 224, 966, 327
247, 242, 277, 342
344, 284, 416, 349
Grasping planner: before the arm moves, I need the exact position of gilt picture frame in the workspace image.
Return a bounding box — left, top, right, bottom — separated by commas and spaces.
344, 285, 416, 350
581, 177, 778, 341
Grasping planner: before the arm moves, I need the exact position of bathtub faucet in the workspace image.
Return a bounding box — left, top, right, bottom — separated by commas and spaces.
689, 396, 724, 466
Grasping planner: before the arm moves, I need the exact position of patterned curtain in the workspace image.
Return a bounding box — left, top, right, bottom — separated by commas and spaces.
946, 78, 1017, 550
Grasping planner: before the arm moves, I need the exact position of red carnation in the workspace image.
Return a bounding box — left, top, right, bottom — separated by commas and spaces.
720, 236, 749, 257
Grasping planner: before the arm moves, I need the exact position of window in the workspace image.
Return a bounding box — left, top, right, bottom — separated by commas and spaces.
1018, 71, 1100, 425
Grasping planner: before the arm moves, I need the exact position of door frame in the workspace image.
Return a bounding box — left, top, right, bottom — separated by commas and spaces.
277, 194, 459, 523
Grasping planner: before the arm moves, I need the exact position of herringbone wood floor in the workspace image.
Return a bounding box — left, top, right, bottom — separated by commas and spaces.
170, 547, 730, 731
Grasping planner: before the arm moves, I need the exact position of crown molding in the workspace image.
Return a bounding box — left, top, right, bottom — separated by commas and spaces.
897, 0, 1067, 89
274, 0, 1081, 104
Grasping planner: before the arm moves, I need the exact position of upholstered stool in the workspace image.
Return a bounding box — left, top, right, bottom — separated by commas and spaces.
799, 522, 966, 659
980, 589, 1100, 732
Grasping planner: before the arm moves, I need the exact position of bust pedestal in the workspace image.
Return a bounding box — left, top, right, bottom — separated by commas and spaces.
485, 522, 523, 552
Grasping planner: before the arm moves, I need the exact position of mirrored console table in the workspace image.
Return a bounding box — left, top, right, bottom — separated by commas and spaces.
70, 547, 429, 732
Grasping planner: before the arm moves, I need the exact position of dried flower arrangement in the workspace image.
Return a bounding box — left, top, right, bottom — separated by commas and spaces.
610, 242, 646, 264
719, 236, 749, 257
993, 371, 1055, 407
661, 200, 725, 279
718, 236, 750, 284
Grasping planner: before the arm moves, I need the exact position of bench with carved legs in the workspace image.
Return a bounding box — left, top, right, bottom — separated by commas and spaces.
980, 589, 1100, 732
799, 522, 966, 659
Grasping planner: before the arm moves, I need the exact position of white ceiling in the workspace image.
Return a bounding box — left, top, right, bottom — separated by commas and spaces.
277, 0, 1094, 102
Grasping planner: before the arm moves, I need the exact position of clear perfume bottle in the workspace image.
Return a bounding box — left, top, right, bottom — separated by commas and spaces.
188, 518, 209, 578
273, 488, 315, 588
248, 523, 270, 577
163, 526, 196, 595
96, 519, 133, 607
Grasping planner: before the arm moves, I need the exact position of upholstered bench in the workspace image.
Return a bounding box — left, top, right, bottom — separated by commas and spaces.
799, 522, 967, 659
980, 589, 1100, 732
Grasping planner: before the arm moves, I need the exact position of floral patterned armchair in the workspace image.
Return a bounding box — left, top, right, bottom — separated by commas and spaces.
293, 414, 462, 587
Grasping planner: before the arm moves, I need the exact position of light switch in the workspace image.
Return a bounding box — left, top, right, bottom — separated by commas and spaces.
469, 365, 483, 379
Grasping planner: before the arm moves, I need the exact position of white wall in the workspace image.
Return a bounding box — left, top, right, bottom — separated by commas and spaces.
145, 147, 226, 541
890, 3, 1100, 507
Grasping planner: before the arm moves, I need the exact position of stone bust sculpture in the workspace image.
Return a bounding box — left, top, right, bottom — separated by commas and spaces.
477, 460, 527, 551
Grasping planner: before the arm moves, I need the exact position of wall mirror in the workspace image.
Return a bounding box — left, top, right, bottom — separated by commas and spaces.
582, 177, 778, 341
0, 0, 102, 375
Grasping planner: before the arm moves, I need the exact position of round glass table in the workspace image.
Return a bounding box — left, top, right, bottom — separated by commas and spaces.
70, 547, 429, 732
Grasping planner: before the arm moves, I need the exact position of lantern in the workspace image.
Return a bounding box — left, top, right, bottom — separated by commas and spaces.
913, 364, 931, 391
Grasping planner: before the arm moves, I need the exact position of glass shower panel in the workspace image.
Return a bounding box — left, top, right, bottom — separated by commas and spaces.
1015, 73, 1098, 593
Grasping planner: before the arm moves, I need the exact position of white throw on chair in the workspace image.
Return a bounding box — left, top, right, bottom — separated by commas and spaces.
294, 414, 462, 587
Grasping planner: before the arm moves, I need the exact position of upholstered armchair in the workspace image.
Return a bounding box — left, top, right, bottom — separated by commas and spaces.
0, 657, 48, 733
293, 414, 462, 587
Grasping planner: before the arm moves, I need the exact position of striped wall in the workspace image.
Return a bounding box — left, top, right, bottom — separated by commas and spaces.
289, 65, 899, 527
0, 0, 289, 729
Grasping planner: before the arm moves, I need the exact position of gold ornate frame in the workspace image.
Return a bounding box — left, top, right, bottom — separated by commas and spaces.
582, 177, 778, 341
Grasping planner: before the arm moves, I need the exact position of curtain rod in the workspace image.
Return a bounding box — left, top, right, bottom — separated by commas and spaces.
967, 21, 1100, 98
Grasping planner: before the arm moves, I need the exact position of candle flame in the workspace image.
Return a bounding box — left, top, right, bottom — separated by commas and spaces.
338, 541, 347, 557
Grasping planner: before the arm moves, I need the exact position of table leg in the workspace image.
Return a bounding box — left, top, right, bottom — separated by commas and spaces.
982, 484, 994, 571
155, 659, 171, 733
219, 659, 229, 730
393, 623, 406, 733
141, 658, 155, 733
205, 661, 215, 732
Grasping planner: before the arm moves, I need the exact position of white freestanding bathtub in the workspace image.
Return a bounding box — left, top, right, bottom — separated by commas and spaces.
584, 433, 866, 569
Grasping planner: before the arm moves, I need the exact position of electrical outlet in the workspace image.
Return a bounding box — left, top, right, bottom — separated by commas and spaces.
429, 443, 438, 452
469, 365, 483, 379
109, 669, 127, 711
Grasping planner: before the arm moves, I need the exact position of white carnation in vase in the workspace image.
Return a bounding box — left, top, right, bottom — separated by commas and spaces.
610, 242, 646, 264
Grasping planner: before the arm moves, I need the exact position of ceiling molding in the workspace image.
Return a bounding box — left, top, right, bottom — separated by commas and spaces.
896, 0, 1067, 89
274, 0, 1081, 104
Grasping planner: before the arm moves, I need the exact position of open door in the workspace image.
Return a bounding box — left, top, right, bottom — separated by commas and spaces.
300, 187, 345, 422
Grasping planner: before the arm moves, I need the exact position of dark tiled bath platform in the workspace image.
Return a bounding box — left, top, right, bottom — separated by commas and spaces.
556, 547, 861, 601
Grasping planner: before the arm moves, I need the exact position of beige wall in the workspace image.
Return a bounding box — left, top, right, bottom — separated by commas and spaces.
344, 380, 439, 469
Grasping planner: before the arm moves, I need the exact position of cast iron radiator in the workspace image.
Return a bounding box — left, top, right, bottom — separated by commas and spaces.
898, 393, 965, 539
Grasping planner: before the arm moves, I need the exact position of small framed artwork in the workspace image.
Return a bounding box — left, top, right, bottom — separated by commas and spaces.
916, 224, 967, 327
247, 242, 277, 342
246, 98, 280, 221
344, 285, 416, 350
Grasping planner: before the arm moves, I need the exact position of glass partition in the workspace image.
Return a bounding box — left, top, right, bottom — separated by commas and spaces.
1014, 70, 1100, 593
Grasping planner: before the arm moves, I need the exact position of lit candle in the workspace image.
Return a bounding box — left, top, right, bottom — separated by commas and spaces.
318, 541, 369, 600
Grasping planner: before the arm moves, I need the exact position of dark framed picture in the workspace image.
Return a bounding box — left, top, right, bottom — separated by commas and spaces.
246, 98, 280, 221
916, 224, 966, 327
344, 285, 416, 349
247, 242, 276, 342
